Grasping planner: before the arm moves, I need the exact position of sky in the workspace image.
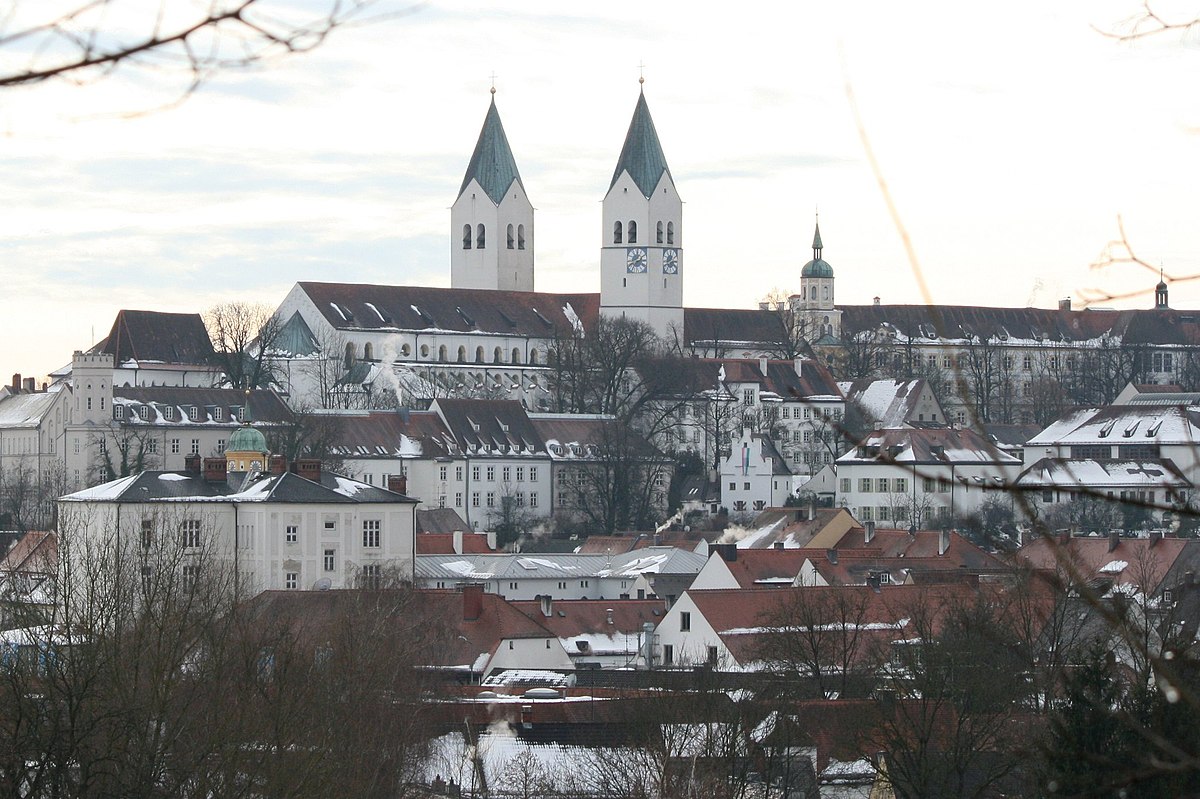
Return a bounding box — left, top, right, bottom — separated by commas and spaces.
2, 0, 1199, 377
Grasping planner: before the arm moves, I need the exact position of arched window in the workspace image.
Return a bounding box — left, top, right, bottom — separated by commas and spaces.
457, 346, 467, 362
475, 346, 485, 363
462, 224, 472, 249
507, 224, 515, 249
528, 349, 539, 365
476, 224, 485, 249
802, 286, 807, 300
667, 221, 675, 245
512, 348, 521, 364
363, 342, 373, 361
438, 345, 447, 362
656, 221, 664, 244
823, 286, 830, 301
344, 343, 355, 369
613, 221, 623, 244
419, 344, 429, 358
517, 224, 526, 250
627, 220, 637, 243
400, 343, 411, 357
493, 347, 503, 364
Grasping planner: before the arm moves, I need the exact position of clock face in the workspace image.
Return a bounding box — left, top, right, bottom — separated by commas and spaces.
662, 248, 679, 274
626, 247, 648, 273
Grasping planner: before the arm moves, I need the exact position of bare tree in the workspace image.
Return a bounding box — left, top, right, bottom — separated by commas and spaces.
0, 1, 396, 98
205, 301, 284, 390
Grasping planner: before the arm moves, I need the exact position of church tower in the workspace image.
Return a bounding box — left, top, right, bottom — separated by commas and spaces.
791, 220, 842, 341
451, 90, 534, 292
599, 84, 684, 339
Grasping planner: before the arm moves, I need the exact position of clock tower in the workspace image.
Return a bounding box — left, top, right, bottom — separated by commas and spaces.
599, 84, 683, 340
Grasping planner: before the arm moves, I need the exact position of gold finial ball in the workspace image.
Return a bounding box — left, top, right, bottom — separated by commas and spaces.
639, 76, 645, 85
490, 85, 496, 95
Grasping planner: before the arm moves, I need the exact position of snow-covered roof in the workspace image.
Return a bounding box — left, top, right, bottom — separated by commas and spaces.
416, 547, 707, 582
1028, 404, 1200, 448
1015, 458, 1191, 490
0, 392, 59, 428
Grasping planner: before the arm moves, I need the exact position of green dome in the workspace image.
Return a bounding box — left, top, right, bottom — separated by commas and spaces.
227, 424, 268, 454
802, 258, 834, 278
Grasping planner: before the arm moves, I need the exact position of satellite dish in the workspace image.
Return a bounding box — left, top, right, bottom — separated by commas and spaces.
312, 578, 332, 591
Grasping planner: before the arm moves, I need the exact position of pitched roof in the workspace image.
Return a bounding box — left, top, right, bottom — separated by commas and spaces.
416, 548, 707, 582
0, 392, 60, 429
60, 469, 416, 505
1017, 535, 1200, 594
528, 414, 666, 462
93, 309, 216, 366
686, 358, 843, 401
433, 398, 545, 455
272, 310, 320, 357
326, 409, 451, 459
508, 599, 666, 640
416, 531, 496, 555
113, 386, 294, 426
683, 307, 789, 348
838, 426, 1020, 466
840, 379, 933, 428
460, 97, 524, 204
1016, 457, 1190, 490
297, 282, 600, 338
610, 90, 672, 198
721, 507, 855, 550
0, 531, 56, 574
704, 550, 810, 588
828, 528, 1005, 571
415, 507, 473, 535
1028, 404, 1200, 448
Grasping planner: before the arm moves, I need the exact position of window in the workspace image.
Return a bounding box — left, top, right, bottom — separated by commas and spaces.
507, 223, 515, 249
141, 518, 154, 549
744, 482, 750, 491
516, 466, 524, 482
729, 482, 736, 491
114, 405, 125, 420
362, 519, 381, 548
656, 221, 664, 243
877, 478, 889, 492
324, 518, 336, 531
502, 466, 511, 482
476, 223, 485, 249
743, 388, 755, 405
613, 220, 623, 244
164, 406, 175, 421
181, 519, 201, 549
680, 612, 691, 631
627, 220, 637, 243
840, 478, 851, 493
472, 492, 480, 507
663, 644, 674, 665
439, 466, 448, 481
285, 525, 298, 543
285, 572, 298, 589
667, 221, 675, 244
894, 478, 908, 493
530, 492, 538, 508
191, 439, 200, 455
529, 466, 538, 482
324, 549, 335, 572
517, 224, 526, 249
486, 492, 495, 507
455, 492, 463, 507
707, 646, 719, 666
361, 564, 381, 590
472, 466, 481, 481
182, 565, 200, 588
859, 478, 872, 493
147, 439, 158, 454
171, 438, 180, 454
462, 224, 472, 249
456, 466, 464, 481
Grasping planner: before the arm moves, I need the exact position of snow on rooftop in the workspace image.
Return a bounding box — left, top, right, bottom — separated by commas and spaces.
1099, 560, 1128, 574
157, 473, 190, 482
60, 474, 140, 501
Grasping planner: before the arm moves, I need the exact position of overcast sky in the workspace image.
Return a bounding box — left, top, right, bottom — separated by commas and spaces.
2, 0, 1198, 377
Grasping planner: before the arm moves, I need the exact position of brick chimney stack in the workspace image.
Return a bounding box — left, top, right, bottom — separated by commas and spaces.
202, 457, 227, 482
462, 584, 484, 621
387, 474, 408, 495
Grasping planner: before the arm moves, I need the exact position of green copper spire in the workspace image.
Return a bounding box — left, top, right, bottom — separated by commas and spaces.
459, 93, 524, 205
812, 221, 823, 255
610, 89, 672, 198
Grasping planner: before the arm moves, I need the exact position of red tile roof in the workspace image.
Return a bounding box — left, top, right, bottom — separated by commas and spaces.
1016, 535, 1200, 593
508, 598, 666, 638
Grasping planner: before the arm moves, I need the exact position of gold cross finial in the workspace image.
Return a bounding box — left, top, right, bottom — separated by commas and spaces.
638, 60, 646, 86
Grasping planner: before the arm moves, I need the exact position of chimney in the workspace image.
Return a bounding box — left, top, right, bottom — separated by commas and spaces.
453, 529, 464, 555
1109, 531, 1121, 552
202, 457, 227, 482
774, 541, 785, 550
539, 594, 552, 617
873, 296, 881, 307
1150, 530, 1164, 548
938, 528, 951, 556
865, 521, 876, 544
184, 453, 202, 474
269, 455, 288, 475
759, 357, 769, 377
809, 503, 815, 521
462, 584, 484, 621
606, 608, 614, 625
10, 374, 19, 393
794, 357, 803, 378
1058, 298, 1072, 311
22, 377, 34, 393
713, 543, 738, 562
826, 548, 839, 565
291, 459, 322, 482
487, 531, 497, 551
387, 474, 408, 495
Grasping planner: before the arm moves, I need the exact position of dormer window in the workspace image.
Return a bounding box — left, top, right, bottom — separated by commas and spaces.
188, 406, 199, 422
138, 406, 149, 421
213, 407, 224, 422
164, 406, 175, 421
113, 405, 125, 420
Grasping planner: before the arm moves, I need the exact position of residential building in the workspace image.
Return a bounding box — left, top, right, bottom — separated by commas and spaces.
720, 427, 794, 513
509, 597, 665, 669
835, 427, 1023, 526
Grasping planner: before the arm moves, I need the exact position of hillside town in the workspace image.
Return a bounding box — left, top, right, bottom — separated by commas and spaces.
5, 31, 1200, 799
